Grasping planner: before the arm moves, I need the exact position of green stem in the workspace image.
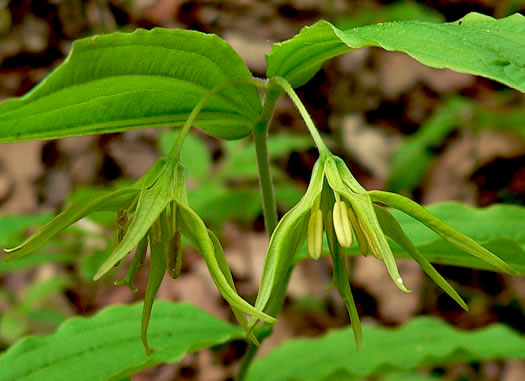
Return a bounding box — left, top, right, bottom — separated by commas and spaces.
270, 77, 331, 156
253, 84, 281, 234
236, 85, 287, 381
237, 265, 293, 381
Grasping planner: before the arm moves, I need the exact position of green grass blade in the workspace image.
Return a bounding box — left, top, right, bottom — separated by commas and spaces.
0, 302, 243, 381
267, 13, 525, 92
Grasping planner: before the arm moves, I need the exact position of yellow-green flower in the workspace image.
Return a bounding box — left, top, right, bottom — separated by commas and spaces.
252, 153, 518, 349
2, 157, 274, 353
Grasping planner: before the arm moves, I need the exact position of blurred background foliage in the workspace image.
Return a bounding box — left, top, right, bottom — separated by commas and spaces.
0, 1, 524, 380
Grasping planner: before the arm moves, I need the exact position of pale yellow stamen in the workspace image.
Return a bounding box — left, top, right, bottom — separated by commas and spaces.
333, 200, 353, 248
307, 209, 323, 260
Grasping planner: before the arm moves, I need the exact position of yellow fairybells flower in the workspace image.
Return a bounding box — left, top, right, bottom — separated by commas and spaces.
251, 153, 519, 349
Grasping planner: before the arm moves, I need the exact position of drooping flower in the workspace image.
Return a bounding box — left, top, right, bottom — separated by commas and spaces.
3, 157, 274, 353
251, 153, 518, 349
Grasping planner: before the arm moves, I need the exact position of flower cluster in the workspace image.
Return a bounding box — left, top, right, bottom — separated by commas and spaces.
251, 153, 518, 348
3, 157, 273, 353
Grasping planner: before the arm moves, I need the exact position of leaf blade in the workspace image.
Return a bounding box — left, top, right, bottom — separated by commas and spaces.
267, 13, 525, 92
0, 302, 243, 381
0, 28, 261, 143
246, 318, 525, 381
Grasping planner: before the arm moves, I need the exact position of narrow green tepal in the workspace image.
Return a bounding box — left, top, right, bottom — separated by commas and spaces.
267, 12, 525, 92
0, 302, 244, 381
369, 190, 520, 276
0, 28, 261, 143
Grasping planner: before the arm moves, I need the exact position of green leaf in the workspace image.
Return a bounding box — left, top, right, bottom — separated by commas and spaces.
246, 318, 525, 381
0, 302, 244, 381
0, 28, 261, 143
267, 13, 525, 92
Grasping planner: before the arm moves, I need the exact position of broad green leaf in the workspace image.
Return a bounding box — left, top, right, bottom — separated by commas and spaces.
388, 97, 471, 192
0, 29, 261, 143
188, 185, 261, 227
0, 302, 244, 381
296, 202, 525, 273
267, 13, 525, 92
246, 318, 525, 381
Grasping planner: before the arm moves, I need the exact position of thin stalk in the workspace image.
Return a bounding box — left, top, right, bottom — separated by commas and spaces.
238, 77, 330, 380
236, 85, 286, 381
169, 77, 269, 160
252, 84, 281, 234
270, 77, 331, 156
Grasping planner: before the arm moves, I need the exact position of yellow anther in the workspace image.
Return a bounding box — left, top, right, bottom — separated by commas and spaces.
333, 200, 353, 248
307, 209, 323, 260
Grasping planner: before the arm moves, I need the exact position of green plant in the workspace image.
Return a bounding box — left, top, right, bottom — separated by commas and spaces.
0, 12, 524, 380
